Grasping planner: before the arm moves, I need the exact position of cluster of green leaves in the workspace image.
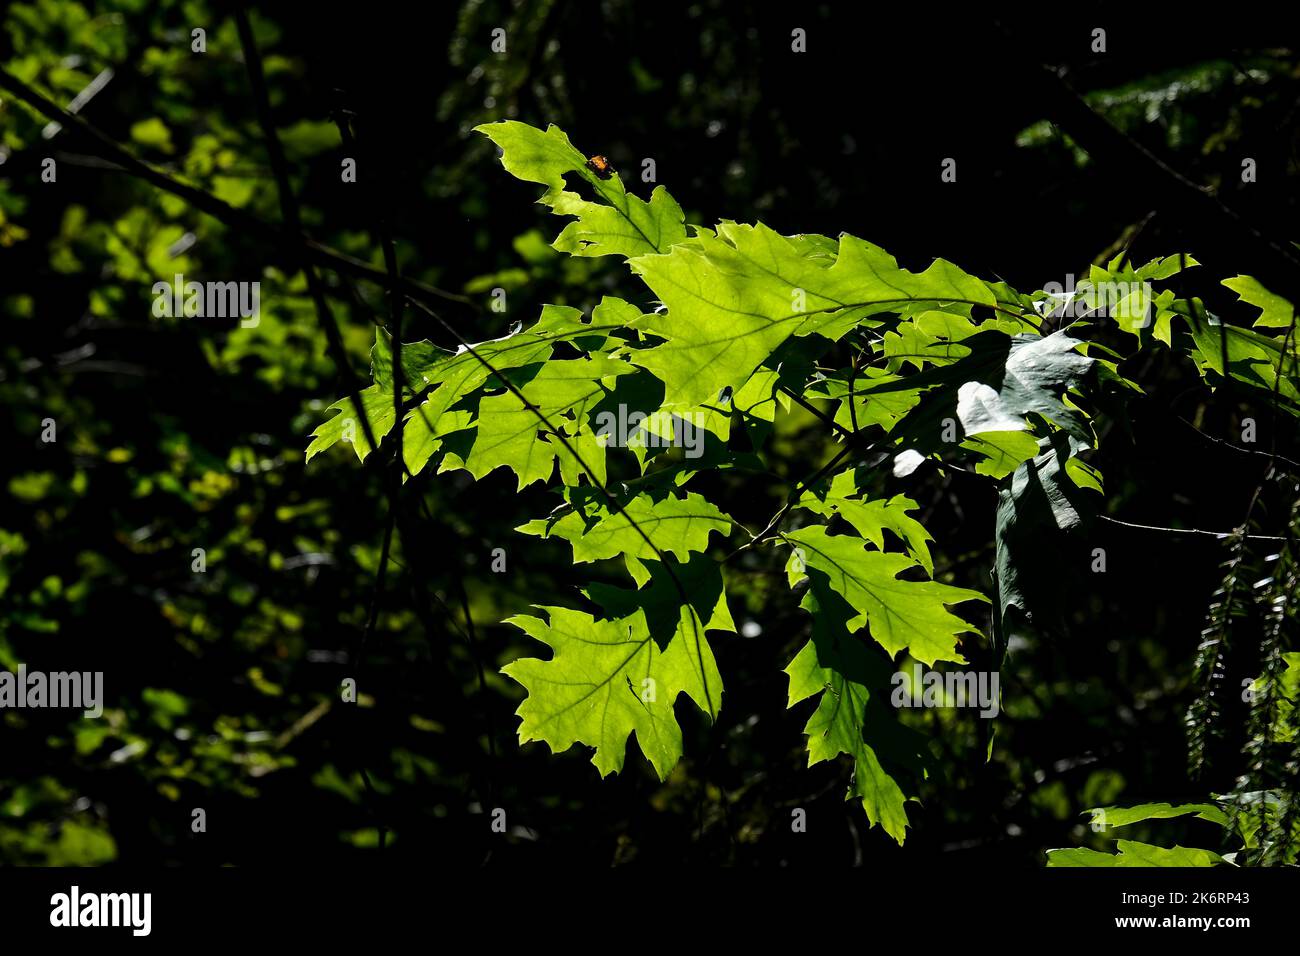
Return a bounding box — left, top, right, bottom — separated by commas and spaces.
307, 121, 1300, 846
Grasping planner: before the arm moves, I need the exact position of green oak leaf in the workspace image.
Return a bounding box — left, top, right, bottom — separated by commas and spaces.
1047, 841, 1223, 867
785, 565, 936, 843
1069, 254, 1196, 340
503, 583, 725, 778
586, 552, 736, 642
550, 184, 688, 259
1063, 452, 1104, 494
783, 524, 985, 665
309, 305, 600, 468
797, 470, 934, 575
808, 366, 928, 434
1223, 275, 1296, 329
371, 328, 446, 398
517, 490, 731, 563
629, 223, 998, 408
305, 384, 395, 463
786, 637, 911, 842
474, 120, 687, 258
1180, 301, 1300, 414
1087, 802, 1230, 829
1077, 261, 1155, 336
397, 303, 593, 395
455, 355, 635, 490
959, 430, 1041, 478
402, 408, 474, 476
882, 310, 1027, 371
1134, 253, 1199, 282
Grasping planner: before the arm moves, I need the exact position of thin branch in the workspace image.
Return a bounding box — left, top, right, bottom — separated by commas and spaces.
779, 385, 859, 443
1173, 413, 1300, 474
1098, 514, 1285, 543
725, 442, 857, 561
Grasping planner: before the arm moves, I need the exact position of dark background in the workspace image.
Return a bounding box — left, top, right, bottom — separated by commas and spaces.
1, 0, 1297, 865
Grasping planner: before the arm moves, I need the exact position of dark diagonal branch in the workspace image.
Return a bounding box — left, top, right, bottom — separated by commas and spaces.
992, 22, 1300, 305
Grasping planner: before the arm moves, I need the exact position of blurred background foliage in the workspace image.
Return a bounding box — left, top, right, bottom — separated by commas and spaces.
1, 0, 1297, 864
